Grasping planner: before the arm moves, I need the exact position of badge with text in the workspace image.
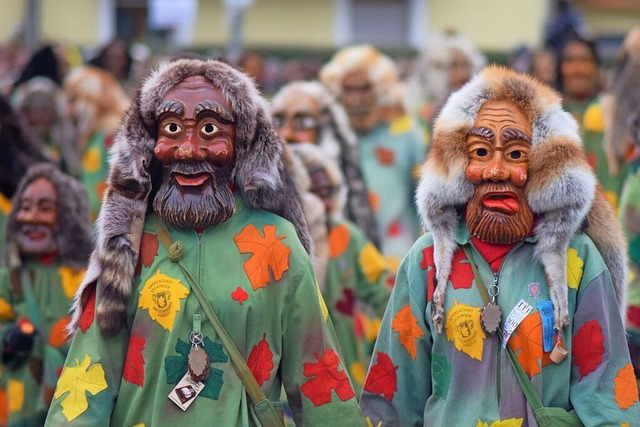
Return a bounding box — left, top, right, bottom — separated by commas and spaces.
445, 300, 486, 361
537, 300, 554, 352
139, 269, 190, 331
501, 299, 533, 347
168, 372, 205, 411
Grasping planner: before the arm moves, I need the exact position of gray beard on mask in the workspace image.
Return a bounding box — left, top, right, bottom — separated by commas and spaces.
465, 183, 534, 245
153, 161, 235, 229
17, 223, 57, 255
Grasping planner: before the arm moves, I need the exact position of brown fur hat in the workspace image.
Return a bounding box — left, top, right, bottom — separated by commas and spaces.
4, 162, 92, 270
72, 57, 313, 335
416, 65, 627, 331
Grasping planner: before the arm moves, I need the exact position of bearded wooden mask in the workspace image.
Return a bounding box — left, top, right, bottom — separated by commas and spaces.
152, 75, 237, 229
15, 177, 58, 255
464, 100, 534, 245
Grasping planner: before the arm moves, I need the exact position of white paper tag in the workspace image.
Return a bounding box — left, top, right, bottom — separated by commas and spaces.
168, 372, 205, 411
501, 299, 533, 347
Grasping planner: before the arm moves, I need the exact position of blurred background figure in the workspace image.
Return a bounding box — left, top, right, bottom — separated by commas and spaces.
1, 163, 91, 426
606, 25, 640, 387
407, 31, 486, 135
544, 0, 589, 58
11, 77, 80, 178
529, 47, 559, 88
320, 45, 426, 281
64, 65, 130, 221
0, 95, 50, 261
289, 143, 390, 393
10, 45, 68, 94
87, 38, 134, 94
271, 80, 379, 245
559, 36, 625, 209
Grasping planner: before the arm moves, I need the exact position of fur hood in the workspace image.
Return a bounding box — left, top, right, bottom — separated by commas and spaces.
3, 162, 92, 271
416, 66, 627, 331
72, 57, 313, 335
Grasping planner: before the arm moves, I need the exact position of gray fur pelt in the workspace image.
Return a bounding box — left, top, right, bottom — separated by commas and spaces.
70, 57, 313, 336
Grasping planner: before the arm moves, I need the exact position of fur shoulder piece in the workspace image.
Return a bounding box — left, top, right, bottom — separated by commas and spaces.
70, 57, 312, 336
416, 65, 627, 331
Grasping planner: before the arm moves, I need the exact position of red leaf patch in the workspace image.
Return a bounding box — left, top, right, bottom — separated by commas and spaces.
123, 334, 146, 387
363, 351, 398, 401
573, 319, 605, 380
247, 333, 273, 387
301, 349, 355, 406
450, 249, 473, 289
231, 286, 248, 305
78, 286, 96, 333
335, 289, 355, 316
135, 232, 159, 276
420, 245, 435, 302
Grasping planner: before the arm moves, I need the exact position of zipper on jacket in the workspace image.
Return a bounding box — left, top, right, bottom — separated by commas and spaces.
469, 241, 524, 413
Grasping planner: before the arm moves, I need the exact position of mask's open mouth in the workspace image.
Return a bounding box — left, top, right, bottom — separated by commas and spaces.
482, 191, 520, 215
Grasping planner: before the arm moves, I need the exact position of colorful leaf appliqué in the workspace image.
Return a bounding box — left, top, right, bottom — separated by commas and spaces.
328, 224, 350, 258
507, 312, 556, 378
135, 232, 159, 275
164, 337, 229, 400
301, 349, 355, 406
138, 270, 189, 331
336, 289, 355, 316
49, 317, 71, 348
54, 354, 108, 422
363, 351, 398, 402
231, 286, 248, 305
573, 319, 604, 380
58, 266, 86, 299
359, 243, 387, 283
566, 248, 584, 290
78, 286, 96, 333
391, 305, 425, 360
432, 354, 451, 398
476, 418, 523, 427
123, 334, 146, 387
234, 224, 291, 290
247, 333, 273, 387
613, 364, 639, 409
420, 245, 435, 302
450, 249, 474, 290
445, 300, 485, 361
365, 416, 382, 427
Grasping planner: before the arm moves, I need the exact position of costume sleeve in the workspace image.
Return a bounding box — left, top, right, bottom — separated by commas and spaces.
45, 282, 129, 426
351, 224, 391, 318
280, 248, 366, 426
360, 262, 431, 427
569, 267, 640, 423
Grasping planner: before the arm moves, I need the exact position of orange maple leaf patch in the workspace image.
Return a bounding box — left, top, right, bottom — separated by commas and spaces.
507, 312, 557, 378
613, 364, 639, 410
234, 224, 291, 290
391, 305, 425, 360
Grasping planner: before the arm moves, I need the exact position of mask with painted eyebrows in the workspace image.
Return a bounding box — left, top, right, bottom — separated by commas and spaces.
152, 75, 237, 229
464, 100, 534, 245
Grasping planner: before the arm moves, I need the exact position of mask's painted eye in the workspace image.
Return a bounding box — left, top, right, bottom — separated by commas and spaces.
476, 148, 488, 157
163, 122, 181, 134
509, 150, 522, 160
201, 123, 219, 136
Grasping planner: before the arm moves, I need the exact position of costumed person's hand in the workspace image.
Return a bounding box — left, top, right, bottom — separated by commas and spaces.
2, 318, 36, 367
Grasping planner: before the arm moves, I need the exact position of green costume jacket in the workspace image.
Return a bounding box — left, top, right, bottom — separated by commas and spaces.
45, 198, 365, 426
324, 219, 390, 392
360, 223, 640, 426
0, 258, 84, 426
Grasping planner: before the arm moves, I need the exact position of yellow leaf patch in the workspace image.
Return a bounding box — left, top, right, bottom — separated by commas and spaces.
54, 355, 108, 422
0, 297, 15, 320
82, 146, 101, 173
317, 283, 329, 321
566, 248, 584, 290
139, 270, 189, 331
476, 418, 523, 427
59, 266, 86, 299
0, 193, 11, 215
8, 379, 23, 413
445, 300, 485, 361
359, 243, 387, 283
366, 416, 382, 427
